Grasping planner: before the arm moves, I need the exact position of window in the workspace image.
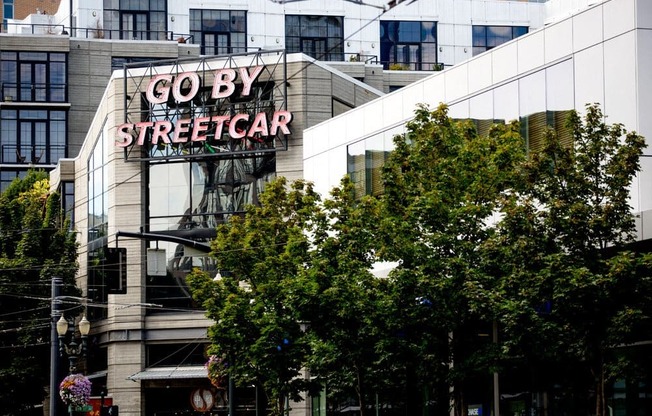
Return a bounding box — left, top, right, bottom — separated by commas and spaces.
0, 109, 66, 165
103, 0, 167, 40
87, 121, 110, 320
1, 52, 67, 102
472, 25, 528, 55
285, 15, 344, 62
146, 157, 275, 313
87, 121, 109, 243
3, 0, 13, 31
0, 169, 23, 193
190, 9, 246, 56
380, 21, 437, 70
60, 181, 75, 228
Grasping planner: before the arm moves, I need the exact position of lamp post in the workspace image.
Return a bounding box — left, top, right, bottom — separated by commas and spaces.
56, 314, 91, 374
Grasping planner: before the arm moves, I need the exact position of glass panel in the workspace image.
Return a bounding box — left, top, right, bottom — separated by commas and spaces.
19, 63, 31, 101
397, 21, 420, 42
33, 63, 46, 101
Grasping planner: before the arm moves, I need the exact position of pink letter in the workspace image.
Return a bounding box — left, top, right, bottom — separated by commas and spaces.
211, 69, 236, 99
146, 74, 173, 104
247, 112, 269, 137
151, 121, 172, 145
172, 72, 200, 103
115, 123, 134, 147
229, 113, 249, 139
239, 66, 264, 96
135, 121, 154, 145
211, 115, 230, 140
270, 111, 293, 135
172, 119, 191, 143
191, 116, 211, 142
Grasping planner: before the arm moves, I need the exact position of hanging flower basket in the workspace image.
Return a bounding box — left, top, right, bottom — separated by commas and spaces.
206, 355, 228, 389
59, 374, 92, 408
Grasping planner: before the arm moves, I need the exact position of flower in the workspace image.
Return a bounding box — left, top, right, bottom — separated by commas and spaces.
206, 355, 228, 389
59, 374, 92, 408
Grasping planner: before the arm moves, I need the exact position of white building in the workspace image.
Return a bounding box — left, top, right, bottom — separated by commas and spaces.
305, 0, 652, 244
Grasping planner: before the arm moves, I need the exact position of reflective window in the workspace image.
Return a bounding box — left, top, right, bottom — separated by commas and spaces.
0, 52, 67, 102
87, 122, 110, 320
103, 0, 167, 40
472, 25, 528, 55
87, 121, 109, 243
60, 181, 75, 228
190, 9, 247, 56
348, 132, 393, 199
0, 109, 66, 165
0, 169, 23, 193
3, 0, 13, 31
285, 15, 344, 61
147, 157, 275, 312
380, 21, 438, 70
346, 60, 574, 197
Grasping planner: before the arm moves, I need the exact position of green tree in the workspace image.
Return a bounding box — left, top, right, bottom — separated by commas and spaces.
300, 177, 387, 416
187, 177, 322, 416
480, 104, 651, 416
379, 104, 527, 415
0, 171, 80, 416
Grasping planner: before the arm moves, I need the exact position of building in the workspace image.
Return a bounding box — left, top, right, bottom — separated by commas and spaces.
0, 0, 559, 415
304, 0, 652, 412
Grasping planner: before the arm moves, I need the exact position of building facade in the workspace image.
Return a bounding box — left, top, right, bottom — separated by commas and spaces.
304, 0, 652, 412
0, 0, 583, 415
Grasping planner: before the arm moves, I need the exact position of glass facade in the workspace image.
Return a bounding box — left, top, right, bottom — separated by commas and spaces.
472, 25, 529, 55
285, 15, 344, 62
103, 0, 167, 40
380, 21, 438, 70
347, 59, 574, 198
0, 51, 67, 102
190, 9, 247, 56
87, 121, 110, 320
146, 156, 275, 312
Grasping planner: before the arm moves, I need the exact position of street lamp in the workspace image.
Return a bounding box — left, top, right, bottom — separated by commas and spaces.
57, 314, 91, 374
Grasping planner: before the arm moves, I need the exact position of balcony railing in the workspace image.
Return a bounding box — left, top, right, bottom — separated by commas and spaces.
1, 144, 65, 165
1, 82, 66, 103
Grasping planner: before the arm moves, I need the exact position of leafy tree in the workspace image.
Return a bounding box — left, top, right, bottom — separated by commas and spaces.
187, 177, 322, 416
0, 171, 80, 416
378, 104, 527, 415
299, 177, 387, 416
479, 104, 651, 416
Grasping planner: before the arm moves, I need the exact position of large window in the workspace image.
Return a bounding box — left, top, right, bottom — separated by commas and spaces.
190, 9, 246, 56
0, 109, 66, 165
87, 121, 110, 320
380, 21, 438, 70
87, 121, 108, 243
285, 15, 343, 62
472, 25, 528, 55
3, 0, 13, 31
103, 0, 167, 40
0, 51, 66, 102
146, 157, 275, 313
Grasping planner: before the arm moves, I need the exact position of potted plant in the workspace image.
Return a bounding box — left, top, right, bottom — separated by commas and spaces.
59, 374, 92, 411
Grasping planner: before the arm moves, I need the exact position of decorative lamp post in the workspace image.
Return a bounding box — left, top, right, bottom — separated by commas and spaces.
57, 314, 91, 374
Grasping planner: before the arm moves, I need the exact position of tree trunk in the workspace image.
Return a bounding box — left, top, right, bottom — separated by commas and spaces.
355, 365, 366, 416
594, 357, 606, 416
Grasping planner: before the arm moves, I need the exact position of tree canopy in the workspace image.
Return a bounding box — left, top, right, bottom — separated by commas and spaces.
0, 171, 80, 416
190, 103, 651, 416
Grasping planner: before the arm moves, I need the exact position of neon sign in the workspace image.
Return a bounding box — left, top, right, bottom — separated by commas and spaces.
115, 65, 292, 148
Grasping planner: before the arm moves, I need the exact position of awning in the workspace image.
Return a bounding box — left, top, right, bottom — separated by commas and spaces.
127, 366, 207, 381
